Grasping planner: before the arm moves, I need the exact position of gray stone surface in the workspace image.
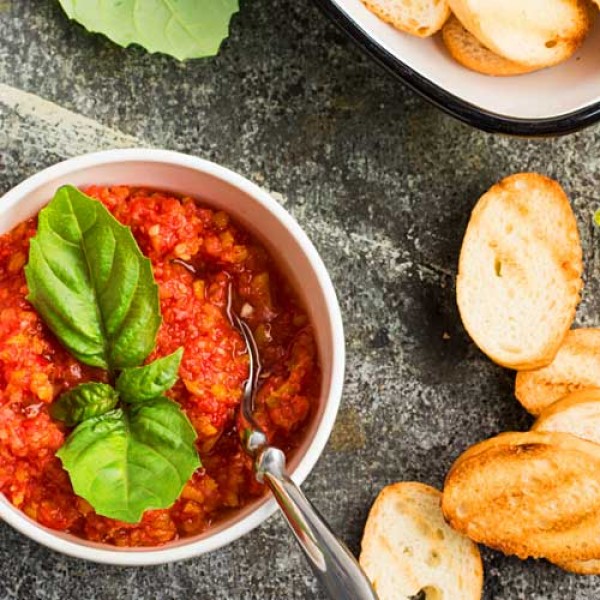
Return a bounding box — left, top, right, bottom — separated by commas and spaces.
1, 0, 600, 598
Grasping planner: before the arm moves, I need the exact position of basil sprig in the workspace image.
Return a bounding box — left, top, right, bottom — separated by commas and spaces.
26, 186, 200, 523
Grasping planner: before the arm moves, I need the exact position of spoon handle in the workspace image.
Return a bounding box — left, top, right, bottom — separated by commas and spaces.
256, 446, 378, 600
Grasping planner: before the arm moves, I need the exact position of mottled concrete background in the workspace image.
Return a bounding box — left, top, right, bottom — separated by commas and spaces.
1, 1, 600, 598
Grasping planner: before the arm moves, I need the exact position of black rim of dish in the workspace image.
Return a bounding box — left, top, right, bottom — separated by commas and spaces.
314, 0, 600, 137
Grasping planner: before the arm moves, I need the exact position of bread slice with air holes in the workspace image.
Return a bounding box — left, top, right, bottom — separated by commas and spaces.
360, 482, 483, 600
442, 17, 539, 77
448, 0, 592, 69
533, 390, 600, 574
442, 431, 600, 562
456, 173, 583, 370
515, 328, 600, 415
361, 0, 450, 38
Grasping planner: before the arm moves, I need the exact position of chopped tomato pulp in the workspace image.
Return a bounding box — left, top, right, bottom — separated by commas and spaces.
0, 186, 321, 546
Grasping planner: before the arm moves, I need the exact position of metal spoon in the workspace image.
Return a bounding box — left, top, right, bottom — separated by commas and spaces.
227, 288, 378, 600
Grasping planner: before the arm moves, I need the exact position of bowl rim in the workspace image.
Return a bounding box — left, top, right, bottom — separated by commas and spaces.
314, 0, 600, 137
0, 148, 345, 565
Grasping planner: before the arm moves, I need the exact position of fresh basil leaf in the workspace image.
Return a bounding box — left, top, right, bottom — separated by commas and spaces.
57, 398, 200, 523
116, 348, 183, 403
58, 0, 239, 61
51, 382, 119, 426
25, 185, 161, 371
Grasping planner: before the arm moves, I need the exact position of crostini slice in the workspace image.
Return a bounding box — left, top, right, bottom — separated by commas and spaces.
361, 482, 483, 600
448, 0, 592, 69
361, 0, 450, 37
533, 391, 600, 574
442, 16, 538, 76
457, 173, 582, 370
516, 329, 600, 415
443, 431, 600, 562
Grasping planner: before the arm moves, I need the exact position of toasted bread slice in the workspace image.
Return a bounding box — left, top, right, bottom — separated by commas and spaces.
533, 391, 600, 574
361, 0, 450, 37
442, 16, 538, 76
360, 482, 483, 600
533, 388, 600, 444
442, 431, 600, 562
516, 329, 600, 415
448, 0, 592, 69
456, 174, 582, 370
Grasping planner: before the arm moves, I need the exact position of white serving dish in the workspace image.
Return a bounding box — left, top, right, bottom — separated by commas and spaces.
0, 149, 345, 565
317, 0, 600, 135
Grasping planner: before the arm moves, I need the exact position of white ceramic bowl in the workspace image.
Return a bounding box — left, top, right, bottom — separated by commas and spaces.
317, 0, 600, 136
0, 149, 345, 565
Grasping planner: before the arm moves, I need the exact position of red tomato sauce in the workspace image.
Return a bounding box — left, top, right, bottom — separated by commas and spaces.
0, 186, 321, 546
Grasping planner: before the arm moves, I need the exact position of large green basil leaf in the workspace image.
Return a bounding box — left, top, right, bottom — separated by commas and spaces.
51, 382, 119, 426
25, 185, 161, 371
57, 398, 200, 523
58, 0, 239, 61
117, 348, 183, 403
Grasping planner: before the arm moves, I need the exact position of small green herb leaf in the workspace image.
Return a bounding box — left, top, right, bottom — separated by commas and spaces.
117, 348, 184, 403
51, 383, 119, 426
25, 185, 161, 371
58, 0, 239, 61
594, 209, 600, 228
57, 398, 200, 523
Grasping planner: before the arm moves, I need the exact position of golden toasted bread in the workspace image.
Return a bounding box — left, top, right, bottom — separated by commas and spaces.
516, 329, 600, 415
456, 174, 583, 370
448, 0, 592, 69
361, 0, 450, 37
533, 388, 600, 444
442, 16, 538, 76
532, 391, 600, 574
442, 431, 600, 562
360, 482, 483, 600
